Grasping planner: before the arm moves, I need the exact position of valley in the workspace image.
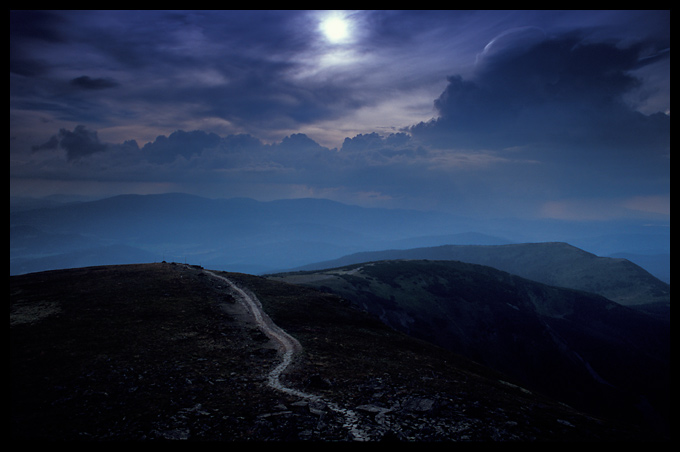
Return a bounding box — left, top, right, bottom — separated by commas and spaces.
10, 193, 670, 282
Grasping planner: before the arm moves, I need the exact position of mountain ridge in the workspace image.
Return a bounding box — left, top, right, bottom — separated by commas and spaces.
12, 263, 660, 441
269, 259, 670, 436
286, 241, 670, 307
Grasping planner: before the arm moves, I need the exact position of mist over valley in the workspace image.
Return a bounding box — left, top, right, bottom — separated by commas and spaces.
10, 192, 670, 283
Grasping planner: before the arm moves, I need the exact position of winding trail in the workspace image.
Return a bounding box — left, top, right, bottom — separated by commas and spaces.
204, 270, 370, 441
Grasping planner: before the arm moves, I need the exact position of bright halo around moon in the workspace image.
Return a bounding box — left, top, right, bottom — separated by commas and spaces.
319, 12, 352, 44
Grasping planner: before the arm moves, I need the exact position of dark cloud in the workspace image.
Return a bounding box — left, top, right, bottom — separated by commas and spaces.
10, 11, 66, 76
9, 10, 66, 43
405, 31, 670, 209
33, 125, 108, 161
70, 76, 119, 90
276, 133, 328, 154
411, 32, 670, 156
341, 132, 414, 152
10, 11, 670, 219
338, 133, 427, 169
141, 130, 221, 164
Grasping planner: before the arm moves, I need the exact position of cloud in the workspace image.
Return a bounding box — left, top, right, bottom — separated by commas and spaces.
70, 75, 119, 90
10, 10, 66, 76
11, 12, 669, 219
33, 125, 108, 161
622, 194, 670, 216
411, 32, 670, 155
540, 195, 671, 221
141, 130, 221, 164
10, 11, 367, 144
405, 31, 670, 209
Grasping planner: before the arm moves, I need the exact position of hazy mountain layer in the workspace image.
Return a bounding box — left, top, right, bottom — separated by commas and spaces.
10, 193, 670, 279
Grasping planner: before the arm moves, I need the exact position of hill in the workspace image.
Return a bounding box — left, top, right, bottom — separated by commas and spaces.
10, 263, 660, 441
270, 259, 670, 436
289, 242, 670, 308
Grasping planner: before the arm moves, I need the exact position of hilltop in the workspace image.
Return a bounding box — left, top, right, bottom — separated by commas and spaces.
10, 263, 660, 441
289, 242, 670, 309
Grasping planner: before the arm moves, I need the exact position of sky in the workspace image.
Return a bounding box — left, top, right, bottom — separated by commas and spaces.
10, 10, 670, 222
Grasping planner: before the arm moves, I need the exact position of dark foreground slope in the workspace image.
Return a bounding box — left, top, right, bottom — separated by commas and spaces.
270, 260, 670, 437
10, 263, 659, 441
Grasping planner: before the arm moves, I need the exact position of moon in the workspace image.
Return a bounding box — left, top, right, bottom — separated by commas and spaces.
319, 13, 351, 44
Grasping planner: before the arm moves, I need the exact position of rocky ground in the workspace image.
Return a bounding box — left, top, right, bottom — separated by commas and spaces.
11, 263, 661, 441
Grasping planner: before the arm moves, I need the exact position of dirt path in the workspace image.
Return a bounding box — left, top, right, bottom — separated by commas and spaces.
203, 270, 370, 440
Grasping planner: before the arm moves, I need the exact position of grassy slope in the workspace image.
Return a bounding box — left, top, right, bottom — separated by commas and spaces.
290, 242, 670, 307
270, 259, 670, 434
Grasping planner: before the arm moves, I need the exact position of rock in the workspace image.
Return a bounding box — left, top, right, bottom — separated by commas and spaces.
306, 374, 332, 389
356, 404, 390, 415
380, 430, 406, 442
153, 428, 190, 440
402, 397, 435, 413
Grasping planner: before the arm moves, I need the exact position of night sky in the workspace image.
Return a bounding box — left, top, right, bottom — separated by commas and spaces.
10, 10, 670, 222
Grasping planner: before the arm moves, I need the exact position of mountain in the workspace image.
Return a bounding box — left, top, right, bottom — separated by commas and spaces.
10, 225, 162, 275
11, 263, 661, 441
607, 252, 670, 284
269, 259, 670, 436
9, 193, 461, 275
374, 231, 514, 249
289, 242, 670, 308
10, 193, 669, 279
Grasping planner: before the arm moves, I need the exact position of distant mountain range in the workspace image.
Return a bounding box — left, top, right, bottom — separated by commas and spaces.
270, 259, 670, 434
9, 193, 670, 281
9, 193, 475, 275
